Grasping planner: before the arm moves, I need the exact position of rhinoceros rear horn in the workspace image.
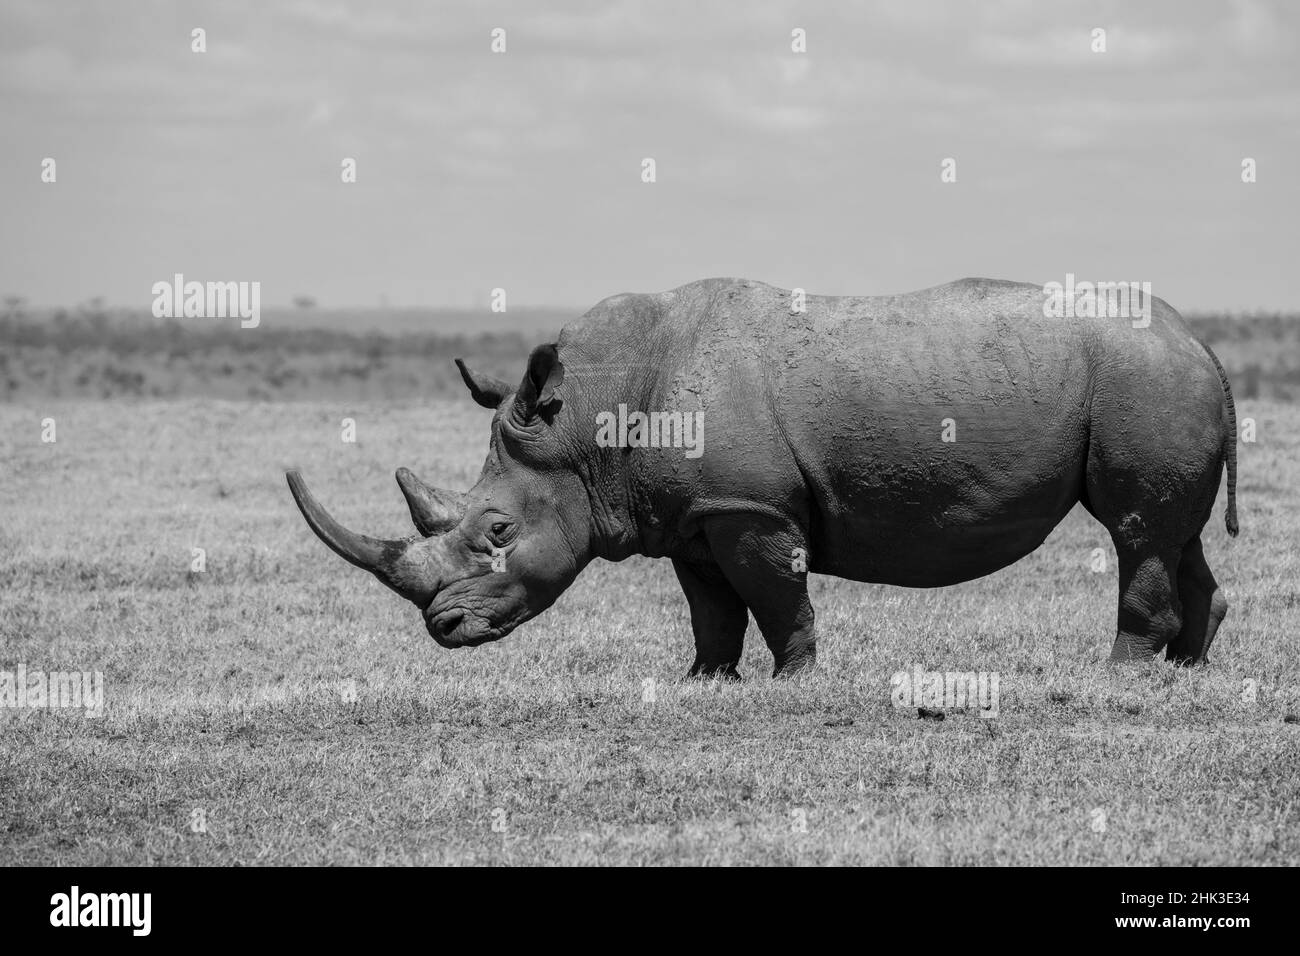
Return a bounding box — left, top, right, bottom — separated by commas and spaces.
286, 470, 437, 606
395, 467, 465, 536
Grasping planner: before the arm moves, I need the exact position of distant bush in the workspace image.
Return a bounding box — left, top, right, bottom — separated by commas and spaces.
1, 306, 1296, 402
0, 306, 537, 401
1185, 313, 1300, 402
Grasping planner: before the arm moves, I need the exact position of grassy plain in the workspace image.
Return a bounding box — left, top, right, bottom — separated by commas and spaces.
2, 394, 1297, 865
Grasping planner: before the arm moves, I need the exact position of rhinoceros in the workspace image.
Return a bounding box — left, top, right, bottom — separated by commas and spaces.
287, 277, 1238, 677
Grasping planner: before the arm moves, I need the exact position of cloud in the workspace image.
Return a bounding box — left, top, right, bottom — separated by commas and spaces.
1227, 0, 1289, 55
305, 100, 334, 128
973, 25, 1182, 67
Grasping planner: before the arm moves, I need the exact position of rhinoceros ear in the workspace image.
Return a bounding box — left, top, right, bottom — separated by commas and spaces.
514, 344, 565, 422
455, 358, 512, 409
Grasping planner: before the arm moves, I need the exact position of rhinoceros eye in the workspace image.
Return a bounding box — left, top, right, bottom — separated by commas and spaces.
488, 522, 513, 545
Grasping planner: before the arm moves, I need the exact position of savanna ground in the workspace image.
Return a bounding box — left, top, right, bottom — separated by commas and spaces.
1, 311, 1298, 865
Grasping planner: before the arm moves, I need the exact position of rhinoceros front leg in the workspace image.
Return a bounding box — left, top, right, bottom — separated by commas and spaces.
672, 559, 747, 680
703, 514, 816, 678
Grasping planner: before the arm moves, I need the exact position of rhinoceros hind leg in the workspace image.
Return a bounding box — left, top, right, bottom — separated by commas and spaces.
1109, 547, 1183, 662
672, 558, 747, 680
702, 514, 816, 678
1165, 536, 1228, 666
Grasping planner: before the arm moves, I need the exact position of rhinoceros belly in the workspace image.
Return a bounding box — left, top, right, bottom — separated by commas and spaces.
774, 298, 1092, 586
794, 386, 1091, 587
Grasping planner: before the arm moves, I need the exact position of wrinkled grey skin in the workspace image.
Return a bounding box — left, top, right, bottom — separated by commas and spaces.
288, 277, 1239, 678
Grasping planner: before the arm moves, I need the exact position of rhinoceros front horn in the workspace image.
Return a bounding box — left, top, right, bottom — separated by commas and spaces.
395, 467, 466, 536
286, 470, 437, 606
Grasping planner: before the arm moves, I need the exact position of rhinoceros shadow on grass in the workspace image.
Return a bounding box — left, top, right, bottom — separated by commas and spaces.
287, 277, 1239, 678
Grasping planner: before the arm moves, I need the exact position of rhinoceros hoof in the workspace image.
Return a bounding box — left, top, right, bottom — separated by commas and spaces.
772, 646, 817, 679
686, 662, 742, 682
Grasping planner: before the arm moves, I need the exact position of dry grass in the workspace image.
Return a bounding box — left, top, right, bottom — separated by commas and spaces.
1, 398, 1297, 864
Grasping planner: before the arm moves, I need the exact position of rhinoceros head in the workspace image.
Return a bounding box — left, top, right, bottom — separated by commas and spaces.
287, 345, 593, 648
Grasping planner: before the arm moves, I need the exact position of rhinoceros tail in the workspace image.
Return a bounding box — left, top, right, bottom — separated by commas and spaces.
1201, 342, 1239, 537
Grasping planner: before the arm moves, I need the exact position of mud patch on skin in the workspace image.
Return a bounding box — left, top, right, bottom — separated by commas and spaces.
1116, 511, 1146, 544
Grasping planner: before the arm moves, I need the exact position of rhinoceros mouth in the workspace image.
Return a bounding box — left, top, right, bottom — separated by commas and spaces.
426, 610, 504, 648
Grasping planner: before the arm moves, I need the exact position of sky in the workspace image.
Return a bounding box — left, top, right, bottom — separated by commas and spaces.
1, 0, 1296, 311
